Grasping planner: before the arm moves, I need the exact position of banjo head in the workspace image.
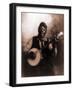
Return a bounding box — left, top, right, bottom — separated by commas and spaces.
27, 48, 42, 66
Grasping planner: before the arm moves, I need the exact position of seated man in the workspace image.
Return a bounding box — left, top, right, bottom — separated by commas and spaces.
22, 22, 58, 77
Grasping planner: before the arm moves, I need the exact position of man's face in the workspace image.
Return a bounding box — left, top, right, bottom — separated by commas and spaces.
39, 26, 47, 38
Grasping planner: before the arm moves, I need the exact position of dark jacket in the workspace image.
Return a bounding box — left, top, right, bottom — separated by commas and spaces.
22, 36, 56, 77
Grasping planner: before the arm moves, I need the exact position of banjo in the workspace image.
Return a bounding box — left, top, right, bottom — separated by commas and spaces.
27, 32, 63, 66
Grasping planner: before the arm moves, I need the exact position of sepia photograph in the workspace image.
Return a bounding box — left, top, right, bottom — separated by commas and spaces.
21, 13, 64, 77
